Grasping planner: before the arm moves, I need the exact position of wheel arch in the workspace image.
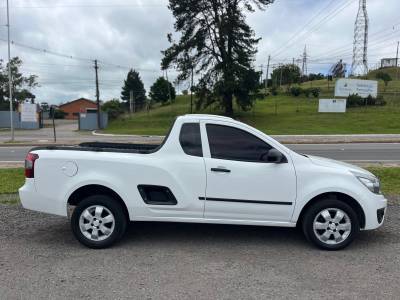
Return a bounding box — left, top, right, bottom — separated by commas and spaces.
296, 192, 366, 229
67, 184, 130, 220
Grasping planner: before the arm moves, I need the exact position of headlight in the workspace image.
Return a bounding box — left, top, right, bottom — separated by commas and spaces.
352, 172, 380, 194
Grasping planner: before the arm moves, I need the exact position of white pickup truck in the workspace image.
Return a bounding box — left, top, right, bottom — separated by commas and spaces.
19, 114, 387, 250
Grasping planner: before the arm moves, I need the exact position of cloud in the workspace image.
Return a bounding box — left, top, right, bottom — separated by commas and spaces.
0, 0, 397, 104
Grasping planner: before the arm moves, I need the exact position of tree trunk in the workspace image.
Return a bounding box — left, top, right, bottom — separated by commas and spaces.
224, 93, 233, 116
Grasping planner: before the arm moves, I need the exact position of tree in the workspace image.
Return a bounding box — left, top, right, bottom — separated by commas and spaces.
375, 72, 392, 91
271, 64, 301, 88
162, 0, 274, 116
102, 99, 124, 120
121, 69, 146, 107
149, 77, 176, 104
0, 57, 38, 110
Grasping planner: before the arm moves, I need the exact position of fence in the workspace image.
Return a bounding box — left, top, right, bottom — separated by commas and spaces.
78, 112, 108, 130
0, 111, 41, 129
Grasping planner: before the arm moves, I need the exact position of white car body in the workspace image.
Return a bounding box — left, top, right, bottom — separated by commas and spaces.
19, 115, 387, 235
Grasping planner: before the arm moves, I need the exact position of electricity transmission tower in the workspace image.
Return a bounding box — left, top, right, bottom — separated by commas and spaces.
351, 0, 369, 76
301, 45, 308, 76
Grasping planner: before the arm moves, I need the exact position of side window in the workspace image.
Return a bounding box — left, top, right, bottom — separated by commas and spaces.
179, 123, 203, 157
206, 124, 272, 162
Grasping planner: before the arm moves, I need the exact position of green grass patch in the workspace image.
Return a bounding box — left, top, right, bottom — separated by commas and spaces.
105, 68, 400, 136
105, 93, 400, 136
0, 168, 25, 195
367, 167, 400, 196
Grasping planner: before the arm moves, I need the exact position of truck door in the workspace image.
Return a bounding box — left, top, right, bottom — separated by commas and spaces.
201, 120, 296, 222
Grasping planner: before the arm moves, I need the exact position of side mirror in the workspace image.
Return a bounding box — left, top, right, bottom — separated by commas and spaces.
263, 149, 286, 163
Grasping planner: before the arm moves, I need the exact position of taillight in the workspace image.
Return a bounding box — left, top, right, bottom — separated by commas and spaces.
25, 153, 39, 178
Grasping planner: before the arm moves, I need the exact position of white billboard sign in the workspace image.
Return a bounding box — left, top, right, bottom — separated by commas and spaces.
334, 78, 378, 98
21, 103, 37, 122
318, 99, 346, 113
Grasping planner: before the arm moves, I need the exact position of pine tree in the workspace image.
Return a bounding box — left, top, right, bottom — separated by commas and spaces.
162, 0, 274, 116
121, 69, 146, 106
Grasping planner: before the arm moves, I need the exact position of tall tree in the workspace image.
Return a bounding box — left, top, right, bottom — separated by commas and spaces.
149, 77, 176, 104
121, 69, 146, 106
375, 72, 392, 91
271, 64, 301, 88
162, 0, 273, 116
0, 57, 38, 110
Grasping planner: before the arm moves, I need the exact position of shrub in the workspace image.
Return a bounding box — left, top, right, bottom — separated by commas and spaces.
346, 94, 364, 107
290, 86, 302, 97
102, 99, 124, 120
311, 87, 321, 98
304, 88, 311, 98
270, 86, 278, 96
346, 94, 386, 108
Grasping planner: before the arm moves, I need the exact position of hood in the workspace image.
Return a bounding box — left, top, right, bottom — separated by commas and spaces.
307, 155, 375, 178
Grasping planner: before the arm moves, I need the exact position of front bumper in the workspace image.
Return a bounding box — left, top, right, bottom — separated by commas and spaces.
362, 193, 387, 230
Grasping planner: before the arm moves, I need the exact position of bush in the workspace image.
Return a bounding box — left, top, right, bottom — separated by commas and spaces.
346, 94, 364, 107
290, 86, 303, 97
270, 86, 278, 96
50, 109, 67, 119
311, 87, 321, 98
346, 94, 386, 108
102, 99, 124, 120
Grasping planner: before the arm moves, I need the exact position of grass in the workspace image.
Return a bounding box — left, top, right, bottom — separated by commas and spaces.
105, 93, 400, 136
0, 168, 25, 195
366, 167, 400, 196
104, 67, 400, 136
0, 167, 399, 200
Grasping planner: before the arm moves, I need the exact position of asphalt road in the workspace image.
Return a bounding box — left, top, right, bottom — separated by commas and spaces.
0, 202, 399, 299
1, 143, 400, 163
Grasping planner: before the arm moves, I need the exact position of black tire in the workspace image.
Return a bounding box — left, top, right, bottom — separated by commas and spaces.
302, 198, 360, 250
71, 195, 128, 249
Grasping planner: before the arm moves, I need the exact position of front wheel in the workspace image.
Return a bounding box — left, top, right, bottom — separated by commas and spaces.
302, 199, 360, 250
71, 195, 127, 249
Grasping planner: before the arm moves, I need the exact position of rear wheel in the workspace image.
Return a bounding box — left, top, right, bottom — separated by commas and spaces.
302, 199, 360, 250
71, 195, 127, 249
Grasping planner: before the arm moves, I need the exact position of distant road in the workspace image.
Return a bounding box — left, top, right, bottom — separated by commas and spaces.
1, 143, 400, 163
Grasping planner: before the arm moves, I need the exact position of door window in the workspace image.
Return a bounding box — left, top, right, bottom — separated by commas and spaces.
179, 123, 203, 157
206, 124, 272, 162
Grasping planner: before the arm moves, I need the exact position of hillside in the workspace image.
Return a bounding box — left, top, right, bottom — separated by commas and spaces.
105, 70, 400, 136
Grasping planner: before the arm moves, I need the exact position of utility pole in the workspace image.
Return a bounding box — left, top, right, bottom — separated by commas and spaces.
190, 65, 194, 113
94, 60, 101, 129
396, 41, 399, 79
265, 55, 270, 92
279, 64, 283, 88
6, 0, 14, 141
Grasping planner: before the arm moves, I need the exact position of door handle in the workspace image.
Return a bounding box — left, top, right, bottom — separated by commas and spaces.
211, 167, 231, 173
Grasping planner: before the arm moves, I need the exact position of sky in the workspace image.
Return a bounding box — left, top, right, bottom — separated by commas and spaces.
0, 0, 398, 105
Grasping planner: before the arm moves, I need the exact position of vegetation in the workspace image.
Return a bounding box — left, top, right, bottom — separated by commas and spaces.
102, 99, 124, 120
162, 0, 273, 116
271, 64, 301, 88
0, 168, 24, 195
149, 77, 176, 104
105, 92, 400, 136
120, 69, 146, 108
375, 72, 392, 91
367, 167, 400, 196
0, 57, 38, 110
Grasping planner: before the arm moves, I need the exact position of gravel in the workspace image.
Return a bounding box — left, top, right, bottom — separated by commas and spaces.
0, 203, 399, 299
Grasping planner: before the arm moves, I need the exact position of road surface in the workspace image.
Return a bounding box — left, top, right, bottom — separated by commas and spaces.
0, 201, 399, 299
1, 143, 400, 163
